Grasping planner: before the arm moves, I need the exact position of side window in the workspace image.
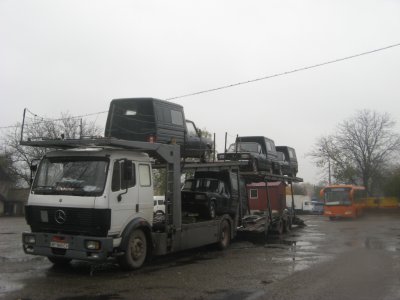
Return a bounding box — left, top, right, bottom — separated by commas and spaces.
139, 164, 151, 187
122, 160, 136, 189
265, 140, 272, 152
289, 149, 295, 159
112, 160, 136, 192
171, 110, 183, 125
249, 189, 258, 199
111, 161, 121, 192
186, 122, 197, 136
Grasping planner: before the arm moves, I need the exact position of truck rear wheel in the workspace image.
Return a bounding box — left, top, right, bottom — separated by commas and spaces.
217, 220, 231, 250
118, 229, 147, 270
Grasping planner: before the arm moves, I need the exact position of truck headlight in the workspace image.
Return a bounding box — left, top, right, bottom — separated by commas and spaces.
24, 234, 36, 245
85, 240, 101, 250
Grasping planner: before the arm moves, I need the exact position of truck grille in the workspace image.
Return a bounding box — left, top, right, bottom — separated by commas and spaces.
25, 205, 111, 237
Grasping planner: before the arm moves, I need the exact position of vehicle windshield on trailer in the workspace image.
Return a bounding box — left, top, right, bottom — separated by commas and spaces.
32, 157, 109, 196
324, 187, 352, 206
182, 178, 222, 193
227, 142, 260, 153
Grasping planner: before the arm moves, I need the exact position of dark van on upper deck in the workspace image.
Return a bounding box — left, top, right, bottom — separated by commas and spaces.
104, 98, 212, 159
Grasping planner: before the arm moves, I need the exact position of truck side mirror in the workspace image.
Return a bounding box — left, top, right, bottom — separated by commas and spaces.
29, 159, 40, 187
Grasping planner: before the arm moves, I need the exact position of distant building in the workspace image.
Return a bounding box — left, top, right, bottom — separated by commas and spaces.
6, 188, 29, 215
0, 164, 29, 216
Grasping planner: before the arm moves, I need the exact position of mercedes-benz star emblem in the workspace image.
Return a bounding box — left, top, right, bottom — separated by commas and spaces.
54, 209, 67, 224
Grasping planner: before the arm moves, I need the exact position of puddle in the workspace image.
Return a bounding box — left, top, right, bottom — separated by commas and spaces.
0, 279, 24, 296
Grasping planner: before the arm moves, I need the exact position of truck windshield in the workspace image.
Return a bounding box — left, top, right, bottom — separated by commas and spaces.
324, 188, 352, 206
227, 142, 259, 153
32, 157, 109, 196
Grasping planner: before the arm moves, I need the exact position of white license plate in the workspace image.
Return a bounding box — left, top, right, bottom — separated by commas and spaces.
50, 241, 69, 249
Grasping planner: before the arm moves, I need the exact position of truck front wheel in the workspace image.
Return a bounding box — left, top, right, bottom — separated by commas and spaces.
118, 229, 147, 270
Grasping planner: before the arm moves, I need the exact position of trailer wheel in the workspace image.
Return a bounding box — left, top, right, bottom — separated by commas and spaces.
217, 220, 231, 250
118, 229, 147, 270
275, 219, 284, 235
47, 256, 72, 266
283, 218, 292, 233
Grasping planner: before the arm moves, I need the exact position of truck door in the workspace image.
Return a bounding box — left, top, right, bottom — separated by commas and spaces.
109, 159, 139, 233
137, 163, 154, 220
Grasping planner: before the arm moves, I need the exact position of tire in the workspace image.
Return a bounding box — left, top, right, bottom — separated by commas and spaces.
47, 256, 72, 266
118, 229, 147, 270
283, 218, 292, 233
209, 201, 216, 219
217, 220, 231, 250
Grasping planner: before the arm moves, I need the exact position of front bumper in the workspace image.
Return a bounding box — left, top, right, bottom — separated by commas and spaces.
22, 232, 114, 261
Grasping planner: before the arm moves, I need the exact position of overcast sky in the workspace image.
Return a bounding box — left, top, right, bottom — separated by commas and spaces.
1, 0, 400, 184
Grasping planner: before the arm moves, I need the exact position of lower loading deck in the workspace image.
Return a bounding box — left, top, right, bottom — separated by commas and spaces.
151, 214, 234, 256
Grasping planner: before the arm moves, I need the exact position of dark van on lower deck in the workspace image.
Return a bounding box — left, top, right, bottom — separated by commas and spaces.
104, 98, 212, 159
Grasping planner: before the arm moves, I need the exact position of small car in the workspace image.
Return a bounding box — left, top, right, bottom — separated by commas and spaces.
181, 177, 230, 219
153, 195, 165, 215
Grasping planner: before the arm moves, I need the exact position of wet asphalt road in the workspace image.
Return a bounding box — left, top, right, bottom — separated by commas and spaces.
1, 212, 400, 300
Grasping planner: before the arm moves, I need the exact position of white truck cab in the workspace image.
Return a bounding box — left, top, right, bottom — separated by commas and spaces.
23, 147, 154, 268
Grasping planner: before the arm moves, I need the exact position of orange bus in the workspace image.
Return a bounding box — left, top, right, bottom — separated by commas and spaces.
320, 185, 366, 220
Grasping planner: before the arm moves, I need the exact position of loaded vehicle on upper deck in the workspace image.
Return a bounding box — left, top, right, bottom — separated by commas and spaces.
104, 98, 212, 160
276, 146, 298, 177
218, 136, 280, 174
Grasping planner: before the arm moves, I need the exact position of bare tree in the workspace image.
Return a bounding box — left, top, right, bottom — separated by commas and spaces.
2, 112, 102, 187
309, 110, 400, 195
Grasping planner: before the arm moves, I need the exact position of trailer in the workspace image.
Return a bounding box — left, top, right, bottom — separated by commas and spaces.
21, 137, 249, 269
21, 136, 304, 270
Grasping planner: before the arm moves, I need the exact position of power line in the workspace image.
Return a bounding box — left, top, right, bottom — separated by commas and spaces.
1, 42, 399, 129
165, 42, 400, 101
